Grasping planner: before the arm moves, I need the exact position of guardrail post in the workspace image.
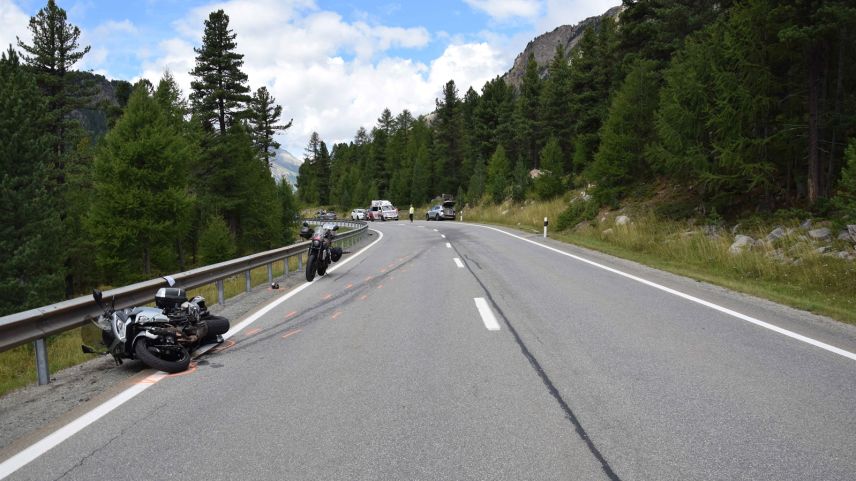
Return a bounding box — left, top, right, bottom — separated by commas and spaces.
217, 280, 225, 305
298, 253, 303, 271
267, 263, 273, 284
284, 256, 289, 277
245, 271, 252, 293
35, 338, 49, 385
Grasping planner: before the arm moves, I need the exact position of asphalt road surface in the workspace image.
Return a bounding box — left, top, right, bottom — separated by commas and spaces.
2, 220, 856, 481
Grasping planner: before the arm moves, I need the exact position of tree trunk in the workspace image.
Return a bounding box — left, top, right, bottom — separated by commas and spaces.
826, 28, 845, 193
218, 96, 226, 134
806, 45, 821, 204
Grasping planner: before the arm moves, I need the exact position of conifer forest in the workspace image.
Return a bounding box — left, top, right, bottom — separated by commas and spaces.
3, 0, 856, 315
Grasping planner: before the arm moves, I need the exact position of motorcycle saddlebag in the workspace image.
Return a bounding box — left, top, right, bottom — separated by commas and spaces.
331, 247, 343, 262
155, 287, 188, 309
299, 226, 314, 239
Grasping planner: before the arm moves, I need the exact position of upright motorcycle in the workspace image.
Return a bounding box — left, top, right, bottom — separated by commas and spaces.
300, 222, 343, 282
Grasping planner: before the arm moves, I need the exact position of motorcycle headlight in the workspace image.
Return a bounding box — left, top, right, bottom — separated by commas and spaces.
112, 314, 128, 342
312, 239, 320, 247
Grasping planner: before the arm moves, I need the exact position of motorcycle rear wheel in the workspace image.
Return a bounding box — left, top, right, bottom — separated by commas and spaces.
306, 254, 317, 282
203, 315, 230, 341
134, 338, 191, 373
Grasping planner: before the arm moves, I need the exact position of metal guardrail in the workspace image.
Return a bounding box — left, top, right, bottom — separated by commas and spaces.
0, 219, 367, 384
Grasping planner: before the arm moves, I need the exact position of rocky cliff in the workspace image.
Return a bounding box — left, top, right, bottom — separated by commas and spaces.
503, 5, 623, 88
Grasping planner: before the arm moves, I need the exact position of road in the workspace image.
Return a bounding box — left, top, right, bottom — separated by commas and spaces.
2, 220, 856, 480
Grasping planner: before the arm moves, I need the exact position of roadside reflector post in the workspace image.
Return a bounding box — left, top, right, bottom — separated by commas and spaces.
35, 338, 49, 385
544, 217, 549, 238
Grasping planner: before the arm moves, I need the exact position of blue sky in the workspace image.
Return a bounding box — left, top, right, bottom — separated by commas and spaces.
2, 0, 618, 154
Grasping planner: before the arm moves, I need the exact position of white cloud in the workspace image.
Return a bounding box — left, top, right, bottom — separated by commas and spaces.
141, 0, 502, 155
463, 0, 541, 21
0, 0, 31, 52
537, 0, 619, 32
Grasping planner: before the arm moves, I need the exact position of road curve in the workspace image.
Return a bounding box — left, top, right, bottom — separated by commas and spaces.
3, 220, 856, 481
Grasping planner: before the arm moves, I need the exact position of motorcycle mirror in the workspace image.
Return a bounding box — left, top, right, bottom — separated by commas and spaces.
333, 225, 339, 231
92, 289, 103, 303
303, 221, 309, 227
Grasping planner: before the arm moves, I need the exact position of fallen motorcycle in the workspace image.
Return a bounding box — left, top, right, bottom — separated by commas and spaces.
83, 286, 229, 373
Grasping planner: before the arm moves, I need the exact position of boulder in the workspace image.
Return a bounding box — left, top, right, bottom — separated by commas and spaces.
729, 235, 755, 254
766, 227, 787, 242
808, 227, 831, 240
601, 228, 614, 236
849, 225, 856, 239
800, 219, 813, 229
837, 230, 853, 242
815, 246, 832, 254
615, 215, 630, 226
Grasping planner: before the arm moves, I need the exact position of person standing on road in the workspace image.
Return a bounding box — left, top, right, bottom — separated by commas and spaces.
409, 205, 414, 223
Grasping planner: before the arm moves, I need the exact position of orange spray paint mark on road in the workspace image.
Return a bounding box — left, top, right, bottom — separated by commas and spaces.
323, 293, 332, 300
359, 295, 367, 301
380, 268, 387, 273
346, 283, 353, 289
377, 284, 384, 289
365, 276, 373, 282
165, 362, 198, 378
281, 329, 302, 339
210, 339, 236, 353
285, 311, 297, 319
245, 328, 262, 337
331, 311, 342, 320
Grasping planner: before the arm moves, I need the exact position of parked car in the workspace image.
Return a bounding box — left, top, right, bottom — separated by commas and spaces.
350, 208, 366, 220
380, 205, 399, 221
426, 200, 455, 220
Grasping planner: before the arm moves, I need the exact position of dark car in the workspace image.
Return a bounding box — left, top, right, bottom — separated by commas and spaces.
426, 201, 455, 221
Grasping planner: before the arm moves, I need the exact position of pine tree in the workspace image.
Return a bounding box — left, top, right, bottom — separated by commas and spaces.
433, 80, 464, 195
297, 132, 322, 204
834, 141, 856, 223
189, 9, 251, 134
17, 0, 91, 163
486, 145, 511, 203
515, 54, 542, 169
540, 45, 572, 160
247, 86, 292, 167
534, 138, 565, 199
589, 59, 660, 205
0, 47, 64, 314
198, 215, 236, 264
87, 83, 195, 282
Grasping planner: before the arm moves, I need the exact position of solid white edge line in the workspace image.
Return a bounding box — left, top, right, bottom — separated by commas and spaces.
473, 224, 856, 362
445, 243, 451, 248
0, 372, 167, 480
453, 258, 464, 268
433, 229, 438, 232
0, 229, 386, 480
474, 297, 501, 331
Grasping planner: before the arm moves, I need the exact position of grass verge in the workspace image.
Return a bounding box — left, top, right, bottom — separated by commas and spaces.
0, 255, 306, 397
463, 200, 856, 325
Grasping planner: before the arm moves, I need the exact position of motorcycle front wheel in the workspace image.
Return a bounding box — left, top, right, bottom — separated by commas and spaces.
134, 338, 191, 373
317, 256, 328, 276
306, 254, 317, 282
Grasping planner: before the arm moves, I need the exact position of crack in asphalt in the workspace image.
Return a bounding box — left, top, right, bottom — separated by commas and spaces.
51, 402, 168, 481
451, 238, 622, 481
